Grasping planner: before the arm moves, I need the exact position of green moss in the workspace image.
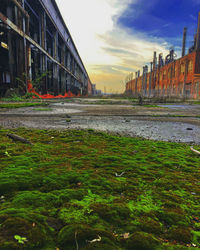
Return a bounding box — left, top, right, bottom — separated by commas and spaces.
191, 230, 200, 246
11, 191, 60, 209
0, 217, 49, 249
137, 217, 163, 235
58, 224, 118, 249
0, 102, 48, 109
0, 128, 199, 248
126, 231, 160, 250
157, 208, 189, 227
167, 226, 192, 243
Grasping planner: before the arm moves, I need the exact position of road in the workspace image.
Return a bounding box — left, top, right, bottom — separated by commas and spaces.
0, 99, 200, 144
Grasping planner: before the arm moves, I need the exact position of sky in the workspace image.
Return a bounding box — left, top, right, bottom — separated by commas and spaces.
55, 0, 200, 93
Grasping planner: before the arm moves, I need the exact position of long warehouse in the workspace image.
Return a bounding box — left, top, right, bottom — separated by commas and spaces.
0, 0, 91, 98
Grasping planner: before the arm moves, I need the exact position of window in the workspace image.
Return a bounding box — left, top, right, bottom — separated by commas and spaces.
188, 60, 193, 72
181, 64, 185, 74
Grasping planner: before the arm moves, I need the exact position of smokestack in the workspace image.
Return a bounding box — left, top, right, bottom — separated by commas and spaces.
150, 62, 153, 72
182, 27, 187, 57
195, 12, 200, 50
142, 66, 145, 75
158, 53, 163, 68
153, 51, 157, 70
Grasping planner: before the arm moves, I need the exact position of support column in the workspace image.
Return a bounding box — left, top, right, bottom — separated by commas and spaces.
135, 72, 138, 97
22, 0, 28, 93
152, 52, 157, 96
14, 3, 25, 93
53, 31, 59, 95
67, 74, 71, 92
144, 66, 148, 96
142, 66, 145, 96
7, 3, 15, 88
67, 51, 71, 70
196, 12, 200, 50
183, 59, 189, 98
40, 11, 47, 94
61, 44, 66, 95
149, 62, 153, 97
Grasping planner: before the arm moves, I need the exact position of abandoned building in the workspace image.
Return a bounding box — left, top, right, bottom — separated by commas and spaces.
125, 13, 200, 99
0, 0, 90, 98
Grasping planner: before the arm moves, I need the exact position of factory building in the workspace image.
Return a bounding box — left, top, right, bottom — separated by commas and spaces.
125, 13, 200, 99
0, 0, 90, 98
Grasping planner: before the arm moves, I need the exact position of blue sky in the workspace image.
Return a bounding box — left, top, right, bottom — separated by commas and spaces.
56, 0, 200, 93
118, 0, 199, 51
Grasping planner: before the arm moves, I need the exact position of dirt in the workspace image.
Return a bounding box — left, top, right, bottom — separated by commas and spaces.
0, 99, 200, 144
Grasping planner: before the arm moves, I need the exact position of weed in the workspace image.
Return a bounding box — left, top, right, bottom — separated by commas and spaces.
14, 235, 28, 244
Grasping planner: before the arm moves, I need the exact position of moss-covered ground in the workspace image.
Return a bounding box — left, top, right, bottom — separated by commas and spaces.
0, 103, 49, 109
0, 128, 199, 249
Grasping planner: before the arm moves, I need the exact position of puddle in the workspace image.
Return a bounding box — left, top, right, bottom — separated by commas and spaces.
159, 104, 200, 110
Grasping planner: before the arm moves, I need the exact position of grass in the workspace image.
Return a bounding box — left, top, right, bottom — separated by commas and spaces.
0, 103, 49, 109
33, 108, 53, 111
193, 101, 200, 105
142, 105, 160, 108
0, 128, 199, 249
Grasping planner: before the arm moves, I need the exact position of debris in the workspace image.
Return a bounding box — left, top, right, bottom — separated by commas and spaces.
192, 216, 200, 223
0, 196, 5, 203
115, 172, 125, 177
121, 232, 130, 239
86, 235, 101, 243
190, 146, 200, 155
7, 134, 33, 145
75, 231, 79, 250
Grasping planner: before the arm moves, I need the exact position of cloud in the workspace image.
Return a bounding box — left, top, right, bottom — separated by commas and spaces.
192, 0, 200, 4
55, 0, 170, 93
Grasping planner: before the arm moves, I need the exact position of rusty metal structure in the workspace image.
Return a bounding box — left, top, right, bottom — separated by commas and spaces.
0, 0, 90, 97
125, 13, 200, 99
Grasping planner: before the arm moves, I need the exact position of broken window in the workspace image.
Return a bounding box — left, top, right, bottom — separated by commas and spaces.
188, 60, 193, 72
181, 63, 185, 74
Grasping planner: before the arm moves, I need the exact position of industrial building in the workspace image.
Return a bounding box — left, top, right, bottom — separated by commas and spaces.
0, 0, 90, 98
125, 13, 200, 99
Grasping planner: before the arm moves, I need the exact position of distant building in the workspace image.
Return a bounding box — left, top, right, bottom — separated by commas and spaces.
88, 79, 92, 95
91, 84, 102, 96
125, 13, 200, 99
